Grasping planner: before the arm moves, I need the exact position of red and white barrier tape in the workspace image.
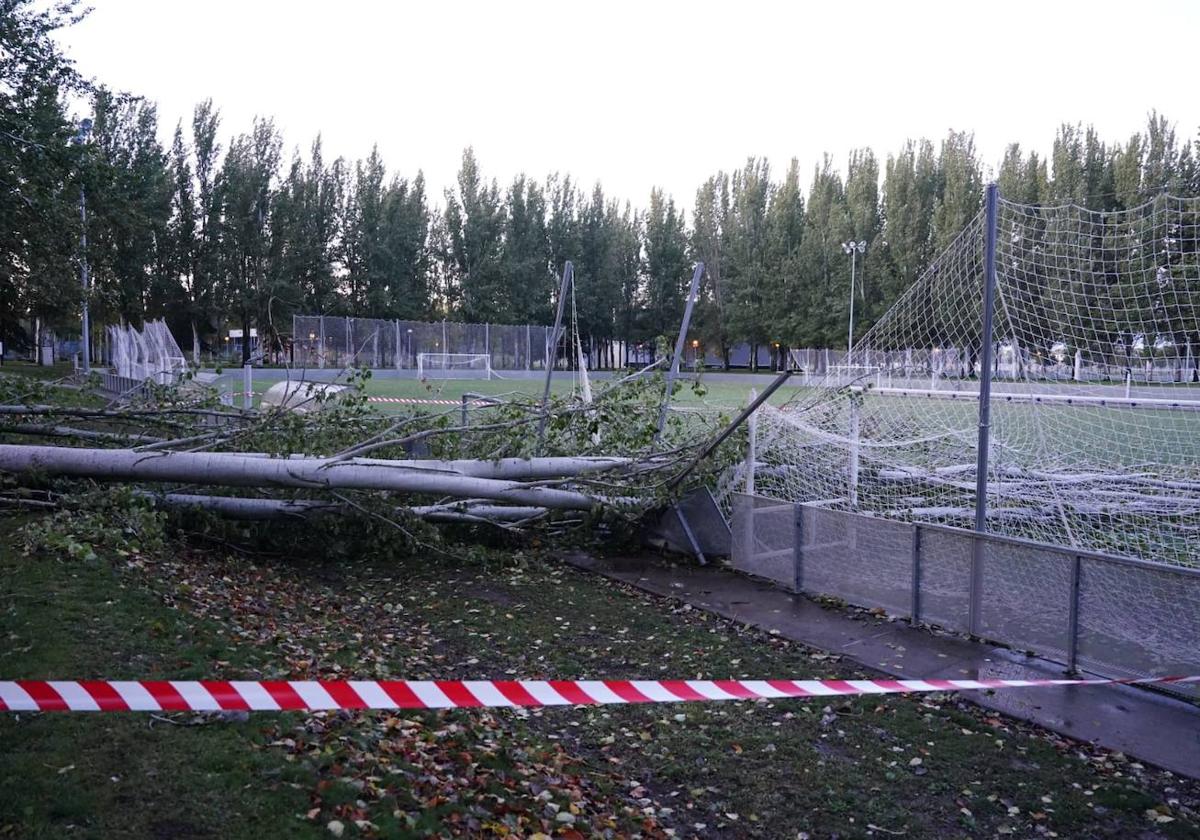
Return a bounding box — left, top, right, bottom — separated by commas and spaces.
1, 675, 1195, 713
368, 397, 488, 406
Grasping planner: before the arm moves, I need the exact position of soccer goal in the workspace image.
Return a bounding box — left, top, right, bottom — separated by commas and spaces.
417, 352, 493, 380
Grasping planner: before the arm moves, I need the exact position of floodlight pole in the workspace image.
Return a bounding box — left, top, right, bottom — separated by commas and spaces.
79, 183, 90, 372
655, 263, 705, 442
536, 261, 574, 453
842, 240, 866, 357
72, 119, 93, 372
969, 182, 1000, 635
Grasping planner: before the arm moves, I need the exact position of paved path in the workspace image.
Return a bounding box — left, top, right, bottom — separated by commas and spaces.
564, 552, 1200, 779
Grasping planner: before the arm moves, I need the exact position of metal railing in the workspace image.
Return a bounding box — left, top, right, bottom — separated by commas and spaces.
731, 493, 1200, 696
98, 372, 150, 400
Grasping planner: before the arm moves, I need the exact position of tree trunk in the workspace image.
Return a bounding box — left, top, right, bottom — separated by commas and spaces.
0, 446, 629, 511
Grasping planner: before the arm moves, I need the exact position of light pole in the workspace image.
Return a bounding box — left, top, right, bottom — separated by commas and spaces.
841, 240, 866, 354
71, 118, 93, 372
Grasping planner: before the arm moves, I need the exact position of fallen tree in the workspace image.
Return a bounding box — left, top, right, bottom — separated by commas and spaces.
0, 445, 606, 511
0, 367, 741, 542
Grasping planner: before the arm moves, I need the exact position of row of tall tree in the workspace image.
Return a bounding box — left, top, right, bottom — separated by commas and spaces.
5, 1, 1200, 366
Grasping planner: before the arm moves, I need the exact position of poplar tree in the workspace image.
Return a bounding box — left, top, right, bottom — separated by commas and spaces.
442, 148, 506, 322
642, 189, 688, 344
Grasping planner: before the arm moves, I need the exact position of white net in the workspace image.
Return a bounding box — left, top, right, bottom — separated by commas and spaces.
417, 352, 493, 380
107, 319, 187, 383
727, 194, 1200, 568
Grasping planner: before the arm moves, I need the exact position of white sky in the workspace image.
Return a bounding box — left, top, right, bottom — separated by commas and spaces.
58, 0, 1200, 210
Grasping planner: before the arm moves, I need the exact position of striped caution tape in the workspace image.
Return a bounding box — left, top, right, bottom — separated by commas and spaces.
367, 397, 489, 406
1, 675, 1195, 712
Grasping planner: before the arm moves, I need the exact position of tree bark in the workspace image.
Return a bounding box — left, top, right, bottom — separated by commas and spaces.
0, 445, 602, 510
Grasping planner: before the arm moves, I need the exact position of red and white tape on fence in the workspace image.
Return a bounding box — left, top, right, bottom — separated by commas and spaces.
367, 397, 488, 406
1, 675, 1195, 713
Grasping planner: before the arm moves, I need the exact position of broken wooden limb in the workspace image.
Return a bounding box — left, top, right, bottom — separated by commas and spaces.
145, 493, 551, 525
148, 493, 342, 519
2, 424, 162, 444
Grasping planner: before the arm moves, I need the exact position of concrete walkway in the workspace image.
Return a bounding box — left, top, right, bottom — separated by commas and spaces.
564, 552, 1200, 779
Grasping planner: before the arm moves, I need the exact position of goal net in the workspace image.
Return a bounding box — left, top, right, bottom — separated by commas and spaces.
724, 194, 1200, 568
417, 352, 493, 380
107, 319, 187, 383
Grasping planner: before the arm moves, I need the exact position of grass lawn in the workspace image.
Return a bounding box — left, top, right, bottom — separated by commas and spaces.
0, 360, 78, 381
3, 516, 1199, 838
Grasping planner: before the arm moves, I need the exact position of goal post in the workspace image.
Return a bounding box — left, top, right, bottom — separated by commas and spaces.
417, 352, 493, 380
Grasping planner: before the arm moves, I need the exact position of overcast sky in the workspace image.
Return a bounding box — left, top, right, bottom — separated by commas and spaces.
58, 0, 1200, 209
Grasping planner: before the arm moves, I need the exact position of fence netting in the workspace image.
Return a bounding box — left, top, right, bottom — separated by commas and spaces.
293, 316, 555, 372
720, 194, 1200, 569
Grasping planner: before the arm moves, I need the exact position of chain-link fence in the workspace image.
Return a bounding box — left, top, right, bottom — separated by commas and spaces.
729, 495, 1200, 697
292, 316, 556, 371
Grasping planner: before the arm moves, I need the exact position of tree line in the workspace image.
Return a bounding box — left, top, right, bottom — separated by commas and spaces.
4, 1, 1200, 368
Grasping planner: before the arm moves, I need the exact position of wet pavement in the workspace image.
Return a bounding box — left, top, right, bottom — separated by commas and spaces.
564, 552, 1200, 779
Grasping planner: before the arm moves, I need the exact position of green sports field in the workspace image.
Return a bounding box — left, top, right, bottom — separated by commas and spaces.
236, 373, 801, 411
359, 374, 802, 407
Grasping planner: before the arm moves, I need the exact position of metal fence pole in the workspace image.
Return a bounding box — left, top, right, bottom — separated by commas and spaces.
794, 503, 805, 593
848, 390, 861, 508
318, 316, 325, 369
1067, 554, 1082, 674
910, 524, 922, 624
745, 389, 757, 496
243, 363, 252, 410
537, 262, 574, 453
655, 263, 705, 442
969, 182, 1000, 636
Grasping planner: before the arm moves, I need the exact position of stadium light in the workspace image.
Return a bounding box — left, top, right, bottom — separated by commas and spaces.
841, 240, 866, 353
71, 118, 93, 372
